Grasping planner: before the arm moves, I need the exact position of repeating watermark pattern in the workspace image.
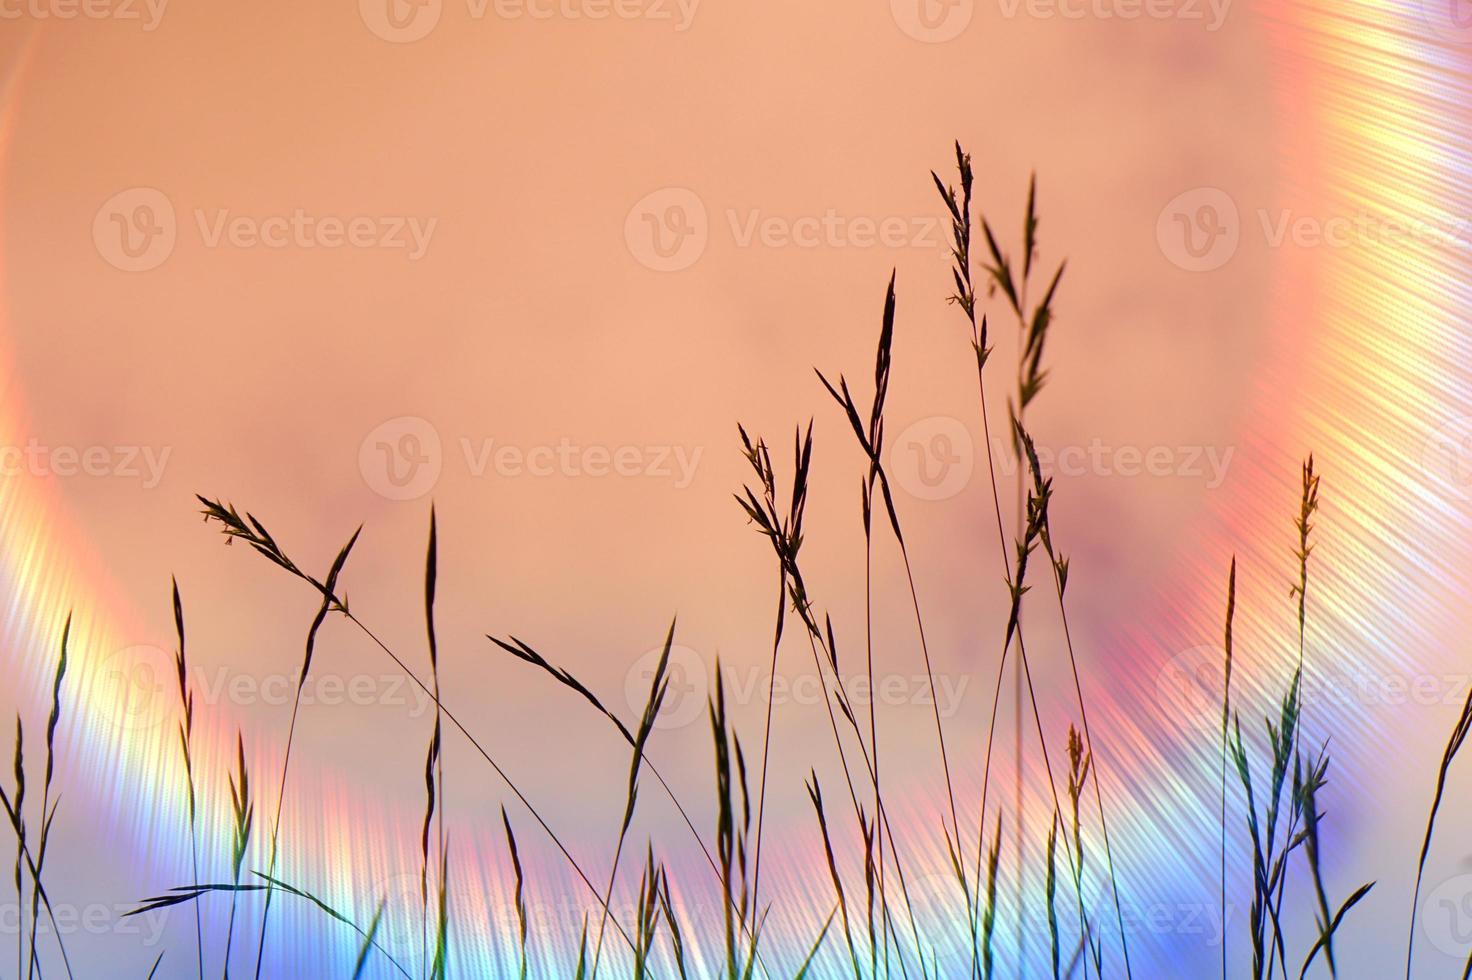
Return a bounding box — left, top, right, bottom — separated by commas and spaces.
0, 440, 170, 488
359, 0, 699, 43
359, 417, 704, 500
623, 188, 943, 272
891, 0, 974, 42
1423, 417, 1472, 501
1422, 0, 1472, 44
0, 902, 169, 947
624, 650, 973, 731
1159, 186, 1472, 271
997, 0, 1232, 30
93, 189, 436, 271
0, 0, 167, 29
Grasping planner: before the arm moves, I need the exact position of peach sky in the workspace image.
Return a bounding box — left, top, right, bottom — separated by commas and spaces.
9, 0, 1459, 976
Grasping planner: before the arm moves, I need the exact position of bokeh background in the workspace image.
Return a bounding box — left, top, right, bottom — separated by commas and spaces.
1, 0, 1470, 974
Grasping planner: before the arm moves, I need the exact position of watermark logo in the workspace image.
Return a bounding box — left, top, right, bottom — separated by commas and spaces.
94, 191, 436, 271
193, 668, 435, 717
0, 441, 171, 488
360, 416, 443, 501
994, 438, 1235, 488
891, 0, 973, 41
192, 210, 436, 258
1422, 0, 1472, 43
624, 643, 707, 730
1159, 190, 1472, 266
625, 188, 708, 272
628, 660, 973, 732
0, 901, 169, 946
1425, 873, 1472, 956
368, 872, 427, 951
727, 210, 940, 250
359, 0, 442, 41
99, 645, 171, 733
361, 0, 698, 39
103, 651, 436, 734
996, 0, 1231, 30
461, 438, 702, 487
0, 0, 168, 30
1157, 187, 1239, 272
94, 188, 176, 272
626, 190, 941, 268
1422, 417, 1472, 501
890, 416, 974, 501
1154, 645, 1223, 733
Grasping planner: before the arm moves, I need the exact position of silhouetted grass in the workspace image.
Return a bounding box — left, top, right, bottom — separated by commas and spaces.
169, 580, 204, 980
0, 143, 1448, 980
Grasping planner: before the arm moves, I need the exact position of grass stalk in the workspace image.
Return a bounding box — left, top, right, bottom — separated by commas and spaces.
631, 846, 662, 980
501, 807, 529, 980
1064, 727, 1099, 975
12, 714, 24, 980
489, 634, 721, 884
1044, 817, 1059, 980
419, 716, 441, 979
1019, 428, 1132, 978
420, 508, 447, 980
223, 731, 253, 978
197, 497, 643, 954
252, 525, 362, 980
658, 868, 689, 980
740, 418, 795, 931
1407, 677, 1472, 975
131, 874, 411, 980
738, 423, 926, 973
1221, 557, 1237, 980
971, 424, 1081, 973
816, 273, 966, 863
352, 899, 386, 980
590, 621, 675, 977
709, 663, 757, 980
980, 815, 1002, 980
171, 581, 206, 980
818, 271, 958, 974
27, 613, 71, 980
936, 146, 1071, 977
0, 726, 72, 979
807, 773, 861, 980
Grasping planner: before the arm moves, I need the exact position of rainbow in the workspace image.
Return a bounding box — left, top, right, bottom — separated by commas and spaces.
2, 1, 1470, 975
